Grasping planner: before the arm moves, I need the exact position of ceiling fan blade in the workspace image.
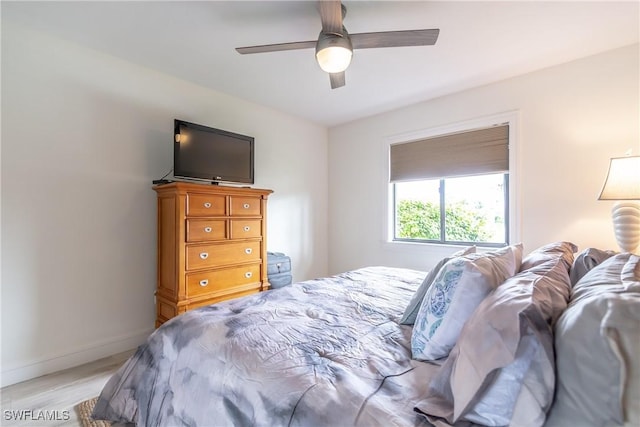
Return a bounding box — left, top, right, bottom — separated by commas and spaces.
350, 29, 439, 49
318, 0, 343, 34
236, 40, 316, 54
330, 72, 345, 89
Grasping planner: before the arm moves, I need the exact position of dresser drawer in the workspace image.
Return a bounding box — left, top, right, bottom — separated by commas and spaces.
187, 193, 226, 217
230, 196, 262, 216
230, 219, 262, 239
186, 241, 262, 270
186, 288, 261, 311
187, 219, 227, 242
186, 264, 261, 298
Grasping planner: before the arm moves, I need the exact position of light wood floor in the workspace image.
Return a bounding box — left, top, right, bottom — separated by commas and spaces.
0, 350, 134, 427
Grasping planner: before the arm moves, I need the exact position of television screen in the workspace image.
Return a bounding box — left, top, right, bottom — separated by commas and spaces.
174, 120, 254, 184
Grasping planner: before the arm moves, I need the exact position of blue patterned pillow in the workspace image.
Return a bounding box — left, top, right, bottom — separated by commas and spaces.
400, 246, 476, 325
411, 244, 522, 361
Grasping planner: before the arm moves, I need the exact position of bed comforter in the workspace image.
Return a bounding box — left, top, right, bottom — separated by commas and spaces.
93, 267, 442, 427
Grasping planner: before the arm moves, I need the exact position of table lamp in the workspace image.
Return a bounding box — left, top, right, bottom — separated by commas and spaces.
598, 155, 640, 253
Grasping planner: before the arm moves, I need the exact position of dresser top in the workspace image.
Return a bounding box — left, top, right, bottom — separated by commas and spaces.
153, 181, 273, 197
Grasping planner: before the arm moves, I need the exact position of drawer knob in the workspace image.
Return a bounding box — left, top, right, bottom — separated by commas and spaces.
245, 272, 253, 279
204, 202, 212, 208
204, 227, 212, 233
199, 279, 209, 287
245, 248, 252, 255
243, 203, 250, 209
199, 252, 209, 260
243, 226, 250, 232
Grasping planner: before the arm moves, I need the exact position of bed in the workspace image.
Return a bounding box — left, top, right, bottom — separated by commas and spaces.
92, 244, 640, 427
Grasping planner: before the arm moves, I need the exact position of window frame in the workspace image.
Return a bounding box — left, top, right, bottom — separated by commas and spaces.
391, 173, 510, 247
384, 112, 520, 248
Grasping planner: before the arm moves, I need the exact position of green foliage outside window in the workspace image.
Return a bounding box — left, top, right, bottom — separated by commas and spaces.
395, 200, 440, 240
396, 199, 494, 242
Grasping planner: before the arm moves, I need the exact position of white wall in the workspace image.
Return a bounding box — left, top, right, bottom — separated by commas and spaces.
1, 22, 328, 386
328, 44, 639, 274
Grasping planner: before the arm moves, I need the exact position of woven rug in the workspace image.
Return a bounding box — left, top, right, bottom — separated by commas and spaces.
76, 397, 111, 427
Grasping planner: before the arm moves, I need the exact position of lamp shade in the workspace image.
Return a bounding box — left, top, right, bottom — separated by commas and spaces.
315, 32, 353, 73
598, 156, 640, 200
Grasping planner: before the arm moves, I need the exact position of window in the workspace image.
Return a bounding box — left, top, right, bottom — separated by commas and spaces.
389, 124, 510, 247
393, 174, 508, 246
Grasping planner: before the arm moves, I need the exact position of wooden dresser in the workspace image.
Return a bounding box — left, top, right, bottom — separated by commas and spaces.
153, 182, 273, 327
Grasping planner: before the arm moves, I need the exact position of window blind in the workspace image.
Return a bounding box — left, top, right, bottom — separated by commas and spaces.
389, 124, 509, 182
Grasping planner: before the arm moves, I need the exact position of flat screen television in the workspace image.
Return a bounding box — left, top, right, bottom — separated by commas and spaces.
173, 119, 254, 185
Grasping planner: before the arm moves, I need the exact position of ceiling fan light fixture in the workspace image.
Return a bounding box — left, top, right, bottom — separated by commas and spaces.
315, 32, 353, 73
236, 1, 440, 88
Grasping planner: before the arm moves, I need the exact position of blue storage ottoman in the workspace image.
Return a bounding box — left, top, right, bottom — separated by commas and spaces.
267, 252, 292, 289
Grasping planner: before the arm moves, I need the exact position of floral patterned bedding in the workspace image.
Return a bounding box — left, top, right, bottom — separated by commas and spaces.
92, 266, 442, 427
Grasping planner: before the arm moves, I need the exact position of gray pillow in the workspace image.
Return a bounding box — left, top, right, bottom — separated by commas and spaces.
571, 252, 633, 302
519, 241, 577, 272
546, 254, 640, 427
569, 247, 616, 286
400, 246, 475, 325
415, 254, 573, 426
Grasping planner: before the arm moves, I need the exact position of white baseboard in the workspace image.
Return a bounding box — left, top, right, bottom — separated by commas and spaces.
0, 328, 153, 388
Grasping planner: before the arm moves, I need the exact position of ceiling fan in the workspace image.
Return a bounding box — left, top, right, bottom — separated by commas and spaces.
235, 0, 439, 89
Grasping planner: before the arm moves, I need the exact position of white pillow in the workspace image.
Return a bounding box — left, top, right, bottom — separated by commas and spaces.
411, 244, 522, 361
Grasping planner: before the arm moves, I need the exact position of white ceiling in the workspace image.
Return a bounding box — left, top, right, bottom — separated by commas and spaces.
4, 1, 639, 127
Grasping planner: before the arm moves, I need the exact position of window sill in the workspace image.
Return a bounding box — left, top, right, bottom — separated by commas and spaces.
383, 239, 505, 252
